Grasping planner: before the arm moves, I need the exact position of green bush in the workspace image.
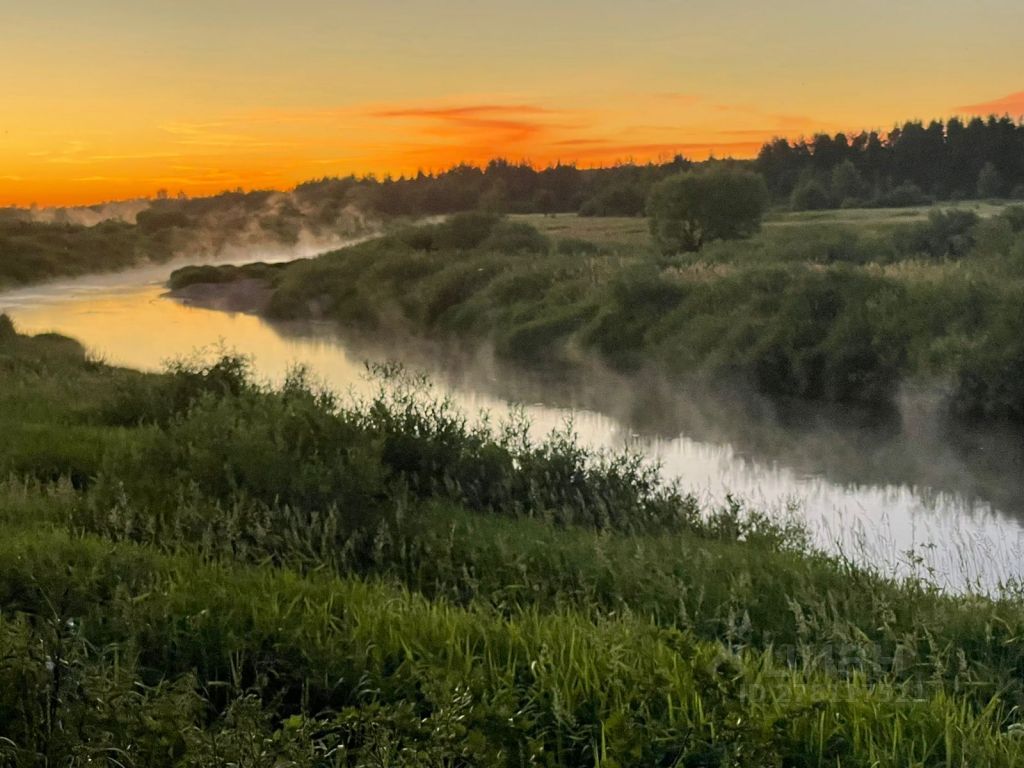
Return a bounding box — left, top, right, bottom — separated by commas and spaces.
481, 220, 551, 254
894, 209, 979, 258
647, 168, 768, 253
951, 300, 1024, 420
874, 181, 930, 207
790, 178, 833, 211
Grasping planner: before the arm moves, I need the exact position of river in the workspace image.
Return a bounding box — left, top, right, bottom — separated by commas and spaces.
3, 253, 1023, 593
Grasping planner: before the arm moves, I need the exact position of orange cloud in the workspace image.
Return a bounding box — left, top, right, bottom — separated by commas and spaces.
368, 103, 567, 147
370, 104, 558, 119
954, 91, 1024, 117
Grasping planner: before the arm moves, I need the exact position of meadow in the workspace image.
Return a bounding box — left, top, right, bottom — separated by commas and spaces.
172, 202, 1024, 420
4, 316, 1024, 766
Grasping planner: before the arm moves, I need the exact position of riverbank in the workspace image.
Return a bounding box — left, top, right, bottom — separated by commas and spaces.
169, 207, 1024, 421
4, 317, 1024, 764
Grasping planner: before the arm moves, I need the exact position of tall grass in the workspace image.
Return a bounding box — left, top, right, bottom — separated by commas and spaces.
3, 526, 1024, 767
5, 319, 1024, 764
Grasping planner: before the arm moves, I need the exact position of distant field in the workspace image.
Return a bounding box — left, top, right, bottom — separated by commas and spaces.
514, 212, 651, 248
766, 200, 1016, 228
517, 201, 1020, 251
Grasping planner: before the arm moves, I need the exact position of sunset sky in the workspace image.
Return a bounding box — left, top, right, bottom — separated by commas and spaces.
3, 0, 1023, 206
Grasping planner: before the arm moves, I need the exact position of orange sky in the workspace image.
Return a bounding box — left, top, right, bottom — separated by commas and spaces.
2, 1, 1023, 207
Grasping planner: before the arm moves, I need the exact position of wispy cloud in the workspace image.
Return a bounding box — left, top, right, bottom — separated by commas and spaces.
370, 104, 558, 119
368, 103, 568, 146
954, 91, 1024, 117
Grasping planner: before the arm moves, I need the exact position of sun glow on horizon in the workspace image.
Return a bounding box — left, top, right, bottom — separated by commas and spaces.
2, 1, 1022, 207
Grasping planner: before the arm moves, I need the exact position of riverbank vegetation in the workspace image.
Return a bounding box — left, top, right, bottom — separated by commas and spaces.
4, 112, 1022, 290
172, 202, 1024, 419
0, 187, 373, 290
3, 318, 1024, 765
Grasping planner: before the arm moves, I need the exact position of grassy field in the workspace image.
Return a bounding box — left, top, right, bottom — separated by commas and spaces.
764, 200, 1016, 226
516, 213, 653, 249
172, 203, 1024, 420
520, 200, 1017, 240
5, 317, 1024, 765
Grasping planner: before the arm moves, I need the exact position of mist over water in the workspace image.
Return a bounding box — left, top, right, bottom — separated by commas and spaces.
3, 265, 1023, 593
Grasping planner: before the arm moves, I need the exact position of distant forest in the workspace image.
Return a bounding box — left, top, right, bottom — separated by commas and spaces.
7, 115, 1023, 229
296, 115, 1024, 217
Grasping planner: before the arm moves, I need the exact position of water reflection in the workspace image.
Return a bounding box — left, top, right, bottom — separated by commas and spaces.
3, 266, 1023, 592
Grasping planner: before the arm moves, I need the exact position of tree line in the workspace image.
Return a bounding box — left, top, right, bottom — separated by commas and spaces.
757, 116, 1024, 210
21, 113, 1018, 232
292, 116, 1023, 217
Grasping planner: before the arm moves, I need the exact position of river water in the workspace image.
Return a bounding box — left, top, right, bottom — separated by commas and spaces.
3, 254, 1023, 592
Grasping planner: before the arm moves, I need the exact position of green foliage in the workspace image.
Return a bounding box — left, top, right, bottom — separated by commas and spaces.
895, 209, 980, 258
481, 219, 551, 254
5, 330, 1024, 764
757, 118, 1024, 205
180, 207, 1024, 413
397, 211, 503, 251
2, 527, 1022, 768
744, 269, 909, 402
0, 219, 143, 288
647, 168, 769, 253
830, 160, 866, 205
790, 178, 833, 211
135, 207, 192, 233
168, 262, 285, 291
578, 182, 647, 217
875, 181, 931, 208
999, 204, 1024, 233
977, 161, 1005, 199
951, 299, 1024, 420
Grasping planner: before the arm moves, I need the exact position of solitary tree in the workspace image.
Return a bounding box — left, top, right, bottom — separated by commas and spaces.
647, 168, 768, 253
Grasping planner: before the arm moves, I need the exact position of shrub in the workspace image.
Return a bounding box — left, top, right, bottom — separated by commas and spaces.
433, 211, 501, 250
875, 181, 930, 208
647, 168, 768, 253
791, 178, 833, 211
952, 300, 1024, 420
894, 208, 979, 258
745, 270, 909, 402
481, 221, 550, 254
102, 352, 256, 426
495, 303, 597, 362
999, 205, 1024, 233
397, 213, 502, 252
